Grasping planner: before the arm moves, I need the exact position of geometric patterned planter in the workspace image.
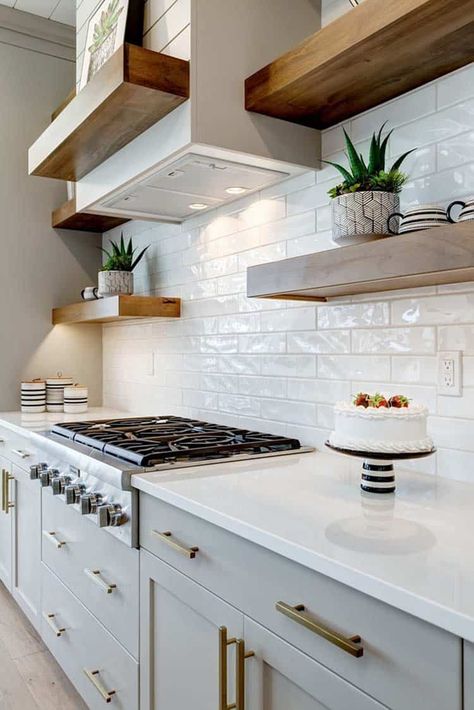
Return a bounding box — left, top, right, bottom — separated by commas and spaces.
98, 270, 134, 296
332, 191, 400, 246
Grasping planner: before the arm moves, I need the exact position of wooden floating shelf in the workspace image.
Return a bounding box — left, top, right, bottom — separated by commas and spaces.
29, 43, 190, 182
247, 223, 474, 302
52, 295, 181, 325
245, 0, 474, 129
52, 198, 130, 233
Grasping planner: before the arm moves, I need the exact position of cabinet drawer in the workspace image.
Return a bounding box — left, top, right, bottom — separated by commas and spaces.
42, 490, 139, 658
41, 563, 138, 710
0, 426, 42, 471
140, 494, 462, 710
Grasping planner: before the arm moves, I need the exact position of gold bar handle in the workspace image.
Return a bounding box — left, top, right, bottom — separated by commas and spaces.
219, 626, 237, 710
2, 470, 14, 514
152, 530, 199, 559
275, 601, 363, 658
43, 530, 66, 549
43, 612, 65, 637
236, 639, 254, 710
1, 469, 6, 513
11, 449, 30, 459
84, 568, 117, 594
83, 669, 116, 703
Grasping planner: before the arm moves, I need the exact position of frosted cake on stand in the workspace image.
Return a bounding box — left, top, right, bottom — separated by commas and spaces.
327, 393, 435, 494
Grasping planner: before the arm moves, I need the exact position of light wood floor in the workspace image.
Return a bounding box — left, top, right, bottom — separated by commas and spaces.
0, 582, 86, 709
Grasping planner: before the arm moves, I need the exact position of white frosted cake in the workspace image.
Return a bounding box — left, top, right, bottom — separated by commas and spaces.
329, 393, 434, 455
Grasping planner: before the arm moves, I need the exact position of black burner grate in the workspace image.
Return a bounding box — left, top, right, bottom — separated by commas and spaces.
51, 416, 301, 466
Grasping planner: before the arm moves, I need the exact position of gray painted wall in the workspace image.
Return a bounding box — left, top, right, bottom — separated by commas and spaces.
0, 22, 103, 410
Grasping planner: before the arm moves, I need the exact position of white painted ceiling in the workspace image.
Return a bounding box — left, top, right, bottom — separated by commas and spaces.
0, 0, 75, 26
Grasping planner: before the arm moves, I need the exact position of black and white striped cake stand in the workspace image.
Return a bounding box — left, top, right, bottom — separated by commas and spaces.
325, 442, 436, 494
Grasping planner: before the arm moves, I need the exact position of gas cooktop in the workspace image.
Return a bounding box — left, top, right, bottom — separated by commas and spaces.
52, 416, 303, 467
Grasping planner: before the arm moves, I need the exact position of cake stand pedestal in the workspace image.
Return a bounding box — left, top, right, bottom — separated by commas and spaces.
325, 442, 436, 494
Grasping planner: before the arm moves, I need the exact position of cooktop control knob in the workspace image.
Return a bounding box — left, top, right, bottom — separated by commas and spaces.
40, 467, 59, 487
80, 492, 103, 515
29, 462, 48, 480
52, 474, 72, 496
97, 503, 125, 528
65, 481, 85, 505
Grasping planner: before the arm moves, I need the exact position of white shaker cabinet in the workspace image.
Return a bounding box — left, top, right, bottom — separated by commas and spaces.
244, 618, 384, 710
139, 550, 384, 710
11, 463, 41, 629
140, 549, 243, 710
0, 455, 13, 590
465, 642, 474, 710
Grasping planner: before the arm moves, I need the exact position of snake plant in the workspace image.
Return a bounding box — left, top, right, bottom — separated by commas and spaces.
100, 234, 149, 272
326, 124, 416, 198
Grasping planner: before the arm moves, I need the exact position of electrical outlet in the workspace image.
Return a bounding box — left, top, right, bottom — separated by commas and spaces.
438, 351, 462, 396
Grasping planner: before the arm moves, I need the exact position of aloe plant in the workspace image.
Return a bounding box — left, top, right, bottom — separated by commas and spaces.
326, 124, 416, 199
89, 0, 124, 53
100, 234, 149, 272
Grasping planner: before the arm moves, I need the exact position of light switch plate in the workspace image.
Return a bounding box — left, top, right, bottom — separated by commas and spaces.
438, 351, 462, 396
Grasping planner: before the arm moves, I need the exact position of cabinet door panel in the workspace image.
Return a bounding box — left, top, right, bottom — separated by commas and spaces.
0, 456, 13, 590
244, 618, 384, 710
140, 549, 243, 710
12, 464, 41, 630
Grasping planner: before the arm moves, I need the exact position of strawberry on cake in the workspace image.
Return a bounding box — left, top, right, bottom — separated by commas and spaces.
329, 393, 434, 455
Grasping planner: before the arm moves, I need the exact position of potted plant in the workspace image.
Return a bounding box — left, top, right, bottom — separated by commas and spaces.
98, 234, 149, 297
326, 124, 415, 245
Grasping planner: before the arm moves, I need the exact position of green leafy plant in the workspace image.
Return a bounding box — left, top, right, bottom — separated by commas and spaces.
89, 0, 124, 53
100, 234, 149, 272
326, 124, 416, 199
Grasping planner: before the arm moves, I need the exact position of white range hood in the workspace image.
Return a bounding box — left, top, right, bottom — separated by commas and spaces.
76, 0, 322, 224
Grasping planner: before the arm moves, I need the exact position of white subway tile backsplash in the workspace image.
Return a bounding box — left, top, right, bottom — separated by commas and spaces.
437, 64, 474, 109
318, 356, 391, 381
261, 308, 316, 332
391, 356, 438, 385
352, 327, 436, 354
287, 330, 350, 354
102, 63, 474, 480
438, 131, 474, 172
261, 399, 317, 426
261, 355, 316, 377
392, 295, 474, 326
239, 334, 286, 354
351, 86, 437, 143
318, 302, 389, 329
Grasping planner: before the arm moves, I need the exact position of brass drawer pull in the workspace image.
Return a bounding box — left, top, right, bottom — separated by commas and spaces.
275, 601, 363, 658
83, 669, 116, 703
152, 530, 199, 559
84, 568, 117, 594
43, 530, 66, 549
2, 469, 14, 514
236, 639, 254, 710
11, 449, 30, 459
219, 626, 237, 710
43, 612, 65, 637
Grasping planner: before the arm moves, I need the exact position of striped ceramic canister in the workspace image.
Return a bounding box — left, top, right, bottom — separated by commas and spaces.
63, 385, 88, 414
21, 380, 46, 413
46, 376, 74, 413
447, 198, 474, 223
388, 205, 450, 234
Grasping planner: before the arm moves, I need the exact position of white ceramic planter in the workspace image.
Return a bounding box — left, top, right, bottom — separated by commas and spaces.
331, 191, 400, 246
98, 270, 134, 296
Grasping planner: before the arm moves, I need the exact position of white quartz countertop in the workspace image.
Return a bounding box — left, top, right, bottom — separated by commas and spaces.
133, 450, 474, 641
0, 408, 129, 437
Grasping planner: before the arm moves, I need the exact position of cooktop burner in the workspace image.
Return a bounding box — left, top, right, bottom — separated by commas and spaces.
51, 416, 302, 467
